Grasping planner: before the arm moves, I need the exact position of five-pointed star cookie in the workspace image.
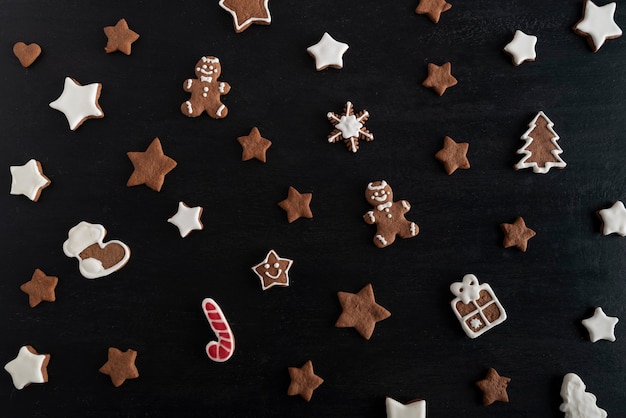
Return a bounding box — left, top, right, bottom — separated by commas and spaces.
434, 136, 470, 174
582, 307, 619, 342
598, 201, 626, 236
287, 360, 324, 401
104, 18, 140, 55
252, 249, 293, 290
335, 283, 391, 340
219, 0, 271, 33
237, 127, 272, 163
127, 138, 177, 192
278, 186, 313, 223
168, 201, 204, 237
10, 159, 51, 201
386, 397, 426, 418
307, 32, 349, 71
99, 347, 139, 387
504, 30, 538, 66
20, 269, 58, 308
476, 368, 511, 406
4, 345, 50, 390
500, 216, 536, 252
415, 0, 452, 23
49, 77, 104, 130
422, 62, 457, 96
574, 0, 622, 52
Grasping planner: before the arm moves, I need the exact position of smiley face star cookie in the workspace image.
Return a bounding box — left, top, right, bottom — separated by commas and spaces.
252, 250, 293, 290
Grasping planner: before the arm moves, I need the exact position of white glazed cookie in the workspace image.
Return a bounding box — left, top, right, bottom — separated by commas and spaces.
503, 30, 537, 65
9, 159, 51, 201
573, 0, 622, 52
4, 345, 50, 390
49, 77, 104, 130
560, 373, 607, 418
582, 307, 618, 342
597, 201, 626, 236
307, 32, 349, 71
168, 201, 203, 238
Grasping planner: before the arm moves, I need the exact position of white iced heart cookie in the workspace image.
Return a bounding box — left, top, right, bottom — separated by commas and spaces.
62, 221, 130, 279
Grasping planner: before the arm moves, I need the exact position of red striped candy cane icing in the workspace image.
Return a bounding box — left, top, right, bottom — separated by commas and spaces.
202, 298, 235, 362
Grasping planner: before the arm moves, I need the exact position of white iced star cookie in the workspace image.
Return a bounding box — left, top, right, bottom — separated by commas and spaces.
582, 307, 618, 342
503, 30, 537, 66
49, 77, 104, 130
574, 0, 622, 52
167, 201, 204, 238
4, 345, 50, 390
597, 201, 626, 236
10, 159, 51, 201
385, 397, 426, 418
307, 32, 349, 71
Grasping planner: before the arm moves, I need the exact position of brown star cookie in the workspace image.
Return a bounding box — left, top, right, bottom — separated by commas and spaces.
99, 347, 139, 387
13, 42, 42, 67
103, 18, 140, 55
434, 136, 470, 174
336, 283, 391, 340
127, 138, 177, 192
476, 368, 511, 406
500, 217, 536, 252
278, 186, 313, 223
237, 127, 272, 162
287, 360, 324, 401
422, 62, 458, 96
252, 250, 293, 290
219, 0, 272, 33
415, 0, 452, 23
20, 269, 58, 308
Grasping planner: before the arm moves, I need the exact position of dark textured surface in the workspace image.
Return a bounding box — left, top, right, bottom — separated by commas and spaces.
1, 0, 625, 416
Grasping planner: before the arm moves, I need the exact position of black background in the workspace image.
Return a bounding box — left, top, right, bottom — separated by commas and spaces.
1, 0, 625, 417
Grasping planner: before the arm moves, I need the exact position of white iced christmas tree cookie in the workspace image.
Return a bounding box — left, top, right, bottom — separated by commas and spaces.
560, 373, 607, 418
515, 111, 566, 174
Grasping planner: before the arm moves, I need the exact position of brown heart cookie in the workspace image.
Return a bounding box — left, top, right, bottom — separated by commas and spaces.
13, 42, 42, 67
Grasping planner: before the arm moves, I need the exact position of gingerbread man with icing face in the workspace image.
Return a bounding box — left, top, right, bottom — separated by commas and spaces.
363, 180, 419, 248
181, 56, 230, 119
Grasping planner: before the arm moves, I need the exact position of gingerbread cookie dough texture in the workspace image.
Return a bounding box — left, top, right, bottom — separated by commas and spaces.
181, 56, 230, 119
63, 221, 130, 279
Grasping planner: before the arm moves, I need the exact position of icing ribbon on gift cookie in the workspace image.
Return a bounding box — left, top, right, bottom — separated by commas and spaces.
202, 298, 235, 362
450, 274, 506, 338
62, 221, 130, 279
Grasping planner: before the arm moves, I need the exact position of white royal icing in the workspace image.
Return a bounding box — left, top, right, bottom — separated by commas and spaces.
168, 201, 204, 238
575, 0, 622, 52
385, 397, 426, 418
306, 32, 349, 71
368, 180, 388, 191
515, 111, 566, 174
598, 201, 626, 236
503, 30, 537, 65
335, 114, 363, 139
218, 0, 271, 32
252, 250, 293, 290
581, 307, 619, 342
560, 373, 607, 418
4, 346, 47, 390
9, 159, 50, 201
49, 77, 103, 130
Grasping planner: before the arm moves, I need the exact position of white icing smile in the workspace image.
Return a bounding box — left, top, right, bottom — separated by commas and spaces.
263, 262, 282, 280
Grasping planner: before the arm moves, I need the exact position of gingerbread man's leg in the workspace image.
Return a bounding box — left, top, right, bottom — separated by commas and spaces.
374, 229, 396, 248
206, 101, 228, 119
398, 221, 419, 239
181, 100, 205, 118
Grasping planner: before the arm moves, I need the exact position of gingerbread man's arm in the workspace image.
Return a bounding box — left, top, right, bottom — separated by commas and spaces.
364, 211, 376, 224
183, 79, 194, 92
400, 200, 411, 214
218, 81, 231, 95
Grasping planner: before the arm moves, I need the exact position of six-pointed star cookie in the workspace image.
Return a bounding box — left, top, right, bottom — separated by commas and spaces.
598, 201, 626, 236
168, 201, 204, 237
476, 368, 511, 406
278, 186, 313, 223
99, 347, 139, 387
386, 397, 426, 418
422, 62, 457, 96
434, 136, 470, 174
237, 127, 272, 163
4, 345, 50, 390
500, 216, 536, 252
49, 77, 104, 130
20, 269, 58, 308
582, 307, 619, 342
574, 0, 622, 52
287, 360, 324, 401
504, 30, 537, 66
307, 32, 349, 71
415, 0, 452, 23
104, 18, 140, 55
327, 101, 374, 153
336, 283, 391, 340
219, 0, 271, 33
252, 249, 293, 290
127, 137, 177, 192
10, 159, 51, 201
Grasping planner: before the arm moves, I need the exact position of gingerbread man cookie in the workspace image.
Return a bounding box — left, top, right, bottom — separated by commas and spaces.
181, 56, 230, 119
363, 180, 419, 248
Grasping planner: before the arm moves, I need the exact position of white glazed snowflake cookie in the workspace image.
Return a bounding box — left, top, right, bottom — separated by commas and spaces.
450, 274, 507, 338
307, 32, 349, 71
9, 159, 51, 201
327, 101, 374, 153
573, 0, 622, 52
49, 77, 104, 130
503, 30, 537, 66
597, 201, 626, 236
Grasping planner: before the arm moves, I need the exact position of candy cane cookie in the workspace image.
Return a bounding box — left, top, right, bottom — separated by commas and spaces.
202, 298, 235, 362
